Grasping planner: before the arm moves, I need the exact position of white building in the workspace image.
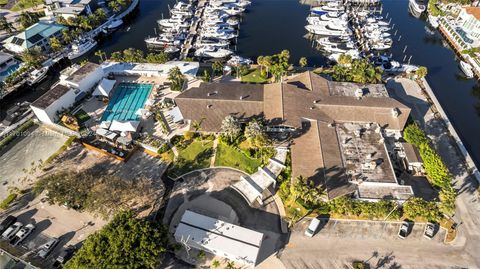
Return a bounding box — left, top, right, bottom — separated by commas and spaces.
2, 22, 66, 54
31, 62, 103, 124
101, 61, 199, 78
45, 0, 94, 20
174, 210, 264, 267
457, 7, 480, 43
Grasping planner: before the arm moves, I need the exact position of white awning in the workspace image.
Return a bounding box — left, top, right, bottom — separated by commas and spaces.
99, 121, 111, 129
93, 78, 116, 96
96, 127, 117, 140
168, 106, 184, 123
109, 120, 139, 132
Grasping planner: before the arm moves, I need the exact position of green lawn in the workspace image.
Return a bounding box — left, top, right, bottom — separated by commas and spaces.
168, 140, 214, 178
241, 69, 268, 84
11, 0, 43, 11
214, 142, 262, 174
74, 109, 91, 125
0, 0, 8, 6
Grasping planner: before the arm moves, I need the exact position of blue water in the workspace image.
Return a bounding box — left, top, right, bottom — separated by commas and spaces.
0, 63, 20, 77
101, 83, 153, 122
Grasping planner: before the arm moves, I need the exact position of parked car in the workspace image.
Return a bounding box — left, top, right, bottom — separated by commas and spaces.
52, 245, 76, 268
38, 237, 59, 259
0, 216, 17, 234
304, 218, 321, 237
398, 222, 410, 239
2, 222, 23, 240
10, 223, 35, 246
424, 222, 437, 239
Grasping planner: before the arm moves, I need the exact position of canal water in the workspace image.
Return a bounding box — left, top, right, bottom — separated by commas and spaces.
2, 0, 480, 167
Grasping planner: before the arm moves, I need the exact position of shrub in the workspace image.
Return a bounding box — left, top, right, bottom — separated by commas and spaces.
403, 124, 429, 146
419, 143, 450, 188
402, 197, 441, 221
157, 143, 170, 154
0, 193, 18, 209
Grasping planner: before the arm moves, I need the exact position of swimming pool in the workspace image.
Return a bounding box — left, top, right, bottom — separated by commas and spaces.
101, 83, 153, 122
0, 63, 20, 77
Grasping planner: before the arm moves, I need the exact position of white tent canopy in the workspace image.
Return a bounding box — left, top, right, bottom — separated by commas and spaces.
109, 120, 139, 132
96, 127, 118, 140
93, 78, 116, 96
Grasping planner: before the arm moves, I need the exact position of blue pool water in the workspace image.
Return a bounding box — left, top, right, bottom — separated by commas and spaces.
101, 83, 153, 122
0, 63, 20, 77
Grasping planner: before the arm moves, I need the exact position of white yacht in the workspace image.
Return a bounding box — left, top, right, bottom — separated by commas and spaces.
68, 38, 97, 60
164, 46, 180, 54
307, 16, 347, 25
27, 66, 48, 85
311, 3, 344, 13
201, 30, 237, 40
409, 0, 425, 18
328, 50, 361, 62
194, 38, 230, 48
108, 18, 123, 30
460, 61, 474, 78
305, 23, 351, 36
428, 15, 439, 28
194, 47, 233, 58
322, 41, 356, 53
227, 55, 253, 66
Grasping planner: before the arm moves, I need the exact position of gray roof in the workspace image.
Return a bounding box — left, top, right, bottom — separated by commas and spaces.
0, 52, 14, 65
31, 84, 70, 109
66, 62, 100, 83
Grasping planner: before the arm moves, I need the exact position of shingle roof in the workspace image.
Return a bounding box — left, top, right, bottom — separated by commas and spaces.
66, 62, 100, 83
175, 71, 413, 200
31, 84, 70, 109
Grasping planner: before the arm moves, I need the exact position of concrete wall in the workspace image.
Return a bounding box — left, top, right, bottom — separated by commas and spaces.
64, 66, 103, 93
31, 89, 77, 124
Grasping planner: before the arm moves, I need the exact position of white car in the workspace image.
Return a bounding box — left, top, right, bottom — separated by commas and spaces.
398, 222, 410, 239
11, 223, 35, 245
2, 222, 23, 240
424, 222, 436, 239
304, 218, 321, 237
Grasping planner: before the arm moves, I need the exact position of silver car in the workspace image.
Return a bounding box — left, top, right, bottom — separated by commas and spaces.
2, 222, 23, 240
11, 223, 35, 245
38, 238, 59, 259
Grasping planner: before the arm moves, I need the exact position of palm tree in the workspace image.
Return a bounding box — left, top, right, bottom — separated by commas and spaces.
109, 1, 121, 13
299, 57, 307, 68
256, 55, 264, 72
0, 17, 15, 33
95, 50, 106, 62
211, 61, 223, 76
167, 66, 186, 92
49, 37, 63, 52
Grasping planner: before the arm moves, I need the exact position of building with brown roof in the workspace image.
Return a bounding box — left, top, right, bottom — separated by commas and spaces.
175, 71, 413, 201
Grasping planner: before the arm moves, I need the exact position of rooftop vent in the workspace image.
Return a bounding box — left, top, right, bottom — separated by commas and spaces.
207, 104, 212, 108
392, 107, 400, 118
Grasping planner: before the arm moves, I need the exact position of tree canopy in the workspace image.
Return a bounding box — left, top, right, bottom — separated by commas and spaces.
64, 211, 168, 269
167, 66, 186, 92
221, 115, 241, 143
329, 58, 383, 83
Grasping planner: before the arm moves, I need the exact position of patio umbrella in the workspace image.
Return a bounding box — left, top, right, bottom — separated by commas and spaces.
109, 120, 139, 132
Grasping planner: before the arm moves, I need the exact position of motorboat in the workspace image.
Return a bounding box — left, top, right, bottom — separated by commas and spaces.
194, 38, 230, 48
409, 0, 426, 15
321, 41, 356, 53
145, 36, 182, 47
226, 17, 240, 26
158, 19, 190, 29
68, 38, 97, 60
307, 16, 347, 26
195, 46, 233, 58
428, 15, 439, 28
316, 36, 353, 46
365, 17, 389, 27
305, 23, 351, 36
311, 3, 344, 13
107, 18, 123, 30
227, 55, 253, 66
364, 30, 391, 39
164, 46, 180, 54
328, 50, 361, 62
369, 41, 392, 50
460, 61, 474, 78
27, 66, 48, 85
201, 30, 237, 40
202, 26, 236, 34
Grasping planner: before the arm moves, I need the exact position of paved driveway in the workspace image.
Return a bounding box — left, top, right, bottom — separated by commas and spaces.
279, 218, 474, 269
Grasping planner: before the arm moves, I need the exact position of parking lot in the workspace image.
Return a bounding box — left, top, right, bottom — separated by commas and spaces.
279, 218, 474, 269
0, 192, 107, 268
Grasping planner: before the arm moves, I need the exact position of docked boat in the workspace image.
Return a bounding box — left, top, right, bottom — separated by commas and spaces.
201, 30, 237, 40
311, 3, 344, 13
428, 15, 439, 28
27, 66, 48, 85
194, 38, 230, 48
194, 46, 233, 58
408, 0, 425, 18
305, 23, 351, 36
68, 38, 97, 60
460, 61, 474, 78
108, 18, 123, 30
328, 50, 361, 62
164, 46, 180, 54
227, 55, 253, 66
321, 41, 356, 53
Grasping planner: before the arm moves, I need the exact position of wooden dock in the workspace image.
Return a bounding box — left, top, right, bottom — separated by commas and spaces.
179, 0, 207, 60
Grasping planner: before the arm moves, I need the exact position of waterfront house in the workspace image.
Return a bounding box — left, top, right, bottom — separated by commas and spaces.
2, 22, 66, 54
457, 7, 480, 43
45, 0, 95, 20
175, 71, 414, 201
0, 52, 19, 82
31, 62, 103, 124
